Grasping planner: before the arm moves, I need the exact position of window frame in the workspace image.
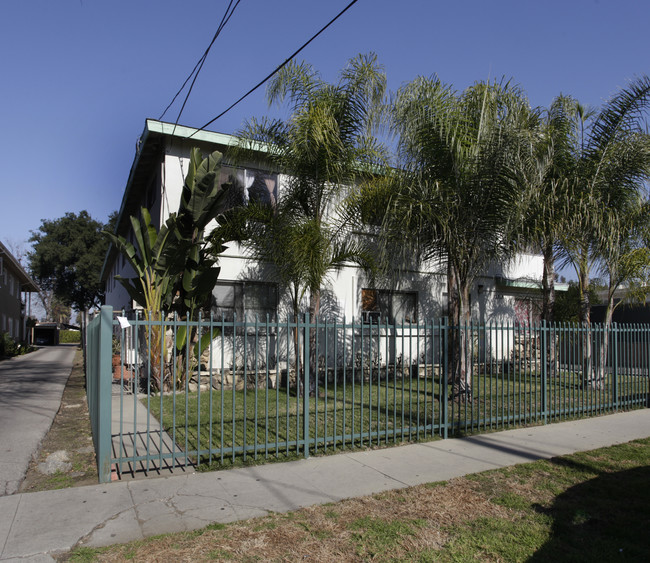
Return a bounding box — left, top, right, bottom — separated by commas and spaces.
361, 288, 418, 325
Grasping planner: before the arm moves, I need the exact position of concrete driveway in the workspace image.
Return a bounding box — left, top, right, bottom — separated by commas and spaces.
0, 345, 76, 495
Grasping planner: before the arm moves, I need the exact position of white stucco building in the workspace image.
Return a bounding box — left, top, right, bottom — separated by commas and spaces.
102, 119, 556, 330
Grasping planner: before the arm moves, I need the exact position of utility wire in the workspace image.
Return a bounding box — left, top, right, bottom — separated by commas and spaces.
158, 0, 241, 124
188, 0, 360, 139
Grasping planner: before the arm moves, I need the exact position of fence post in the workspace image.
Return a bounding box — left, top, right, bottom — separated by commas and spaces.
303, 312, 310, 459
96, 306, 113, 483
541, 321, 548, 425
442, 317, 449, 439
612, 322, 619, 411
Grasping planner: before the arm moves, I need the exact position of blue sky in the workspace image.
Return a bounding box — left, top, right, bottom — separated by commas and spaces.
1, 0, 648, 257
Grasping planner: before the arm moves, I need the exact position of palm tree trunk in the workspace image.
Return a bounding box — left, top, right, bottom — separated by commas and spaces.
578, 266, 594, 388
447, 262, 472, 400
289, 286, 303, 392
307, 288, 321, 395
541, 243, 555, 323
541, 243, 558, 378
595, 285, 616, 389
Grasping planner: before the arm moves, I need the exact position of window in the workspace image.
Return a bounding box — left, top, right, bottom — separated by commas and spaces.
220, 166, 278, 210
212, 281, 278, 322
361, 289, 417, 325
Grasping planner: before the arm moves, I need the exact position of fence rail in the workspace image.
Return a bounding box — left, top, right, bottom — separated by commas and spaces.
84, 307, 650, 482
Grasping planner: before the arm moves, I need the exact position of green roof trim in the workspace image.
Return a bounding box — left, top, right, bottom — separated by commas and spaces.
145, 119, 273, 155
495, 276, 569, 292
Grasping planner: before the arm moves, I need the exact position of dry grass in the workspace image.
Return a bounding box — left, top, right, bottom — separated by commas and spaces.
63, 440, 650, 562
73, 478, 515, 563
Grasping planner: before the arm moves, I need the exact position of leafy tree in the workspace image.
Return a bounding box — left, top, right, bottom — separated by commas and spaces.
554, 281, 601, 323
28, 211, 117, 312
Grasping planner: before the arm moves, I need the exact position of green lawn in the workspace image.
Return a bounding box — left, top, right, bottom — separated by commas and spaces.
145, 368, 648, 469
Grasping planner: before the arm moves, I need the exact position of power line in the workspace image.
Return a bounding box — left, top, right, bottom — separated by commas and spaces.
187, 0, 360, 139
158, 0, 242, 124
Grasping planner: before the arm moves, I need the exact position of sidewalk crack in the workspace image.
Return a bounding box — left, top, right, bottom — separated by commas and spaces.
345, 454, 411, 488
0, 494, 22, 559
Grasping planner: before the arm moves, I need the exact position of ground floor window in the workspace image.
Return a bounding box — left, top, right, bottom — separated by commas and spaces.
212, 281, 278, 322
361, 288, 418, 325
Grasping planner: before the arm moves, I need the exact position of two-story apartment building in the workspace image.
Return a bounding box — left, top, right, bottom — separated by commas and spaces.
101, 119, 563, 371
0, 240, 39, 342
102, 119, 551, 326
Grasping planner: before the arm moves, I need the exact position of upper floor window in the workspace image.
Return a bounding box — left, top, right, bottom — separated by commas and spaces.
220, 166, 278, 210
361, 288, 417, 325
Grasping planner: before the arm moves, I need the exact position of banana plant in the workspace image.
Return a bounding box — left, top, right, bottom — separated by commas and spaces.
104, 208, 177, 390
169, 148, 229, 386
106, 148, 230, 390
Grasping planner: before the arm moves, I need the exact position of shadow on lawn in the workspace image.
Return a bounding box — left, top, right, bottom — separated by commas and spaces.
528, 461, 650, 562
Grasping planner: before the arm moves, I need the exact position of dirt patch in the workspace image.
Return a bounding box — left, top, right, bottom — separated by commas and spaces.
20, 349, 98, 492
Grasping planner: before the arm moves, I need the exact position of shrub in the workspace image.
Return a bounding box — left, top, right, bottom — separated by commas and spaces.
60, 330, 81, 344
0, 332, 18, 357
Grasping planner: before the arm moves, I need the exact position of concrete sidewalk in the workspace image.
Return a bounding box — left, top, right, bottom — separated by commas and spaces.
0, 345, 76, 497
1, 409, 650, 561
110, 383, 195, 480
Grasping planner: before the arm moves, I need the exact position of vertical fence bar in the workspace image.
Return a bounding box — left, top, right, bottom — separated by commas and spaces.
540, 321, 548, 424
442, 317, 449, 439
343, 316, 348, 450
208, 313, 214, 465
96, 306, 113, 483
303, 313, 310, 458
253, 315, 259, 460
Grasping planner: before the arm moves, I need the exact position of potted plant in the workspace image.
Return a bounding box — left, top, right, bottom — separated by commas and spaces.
112, 336, 121, 369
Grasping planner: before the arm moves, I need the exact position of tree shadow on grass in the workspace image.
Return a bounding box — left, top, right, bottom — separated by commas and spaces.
528, 462, 650, 562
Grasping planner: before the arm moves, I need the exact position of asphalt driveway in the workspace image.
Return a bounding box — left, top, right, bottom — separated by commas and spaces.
0, 345, 76, 495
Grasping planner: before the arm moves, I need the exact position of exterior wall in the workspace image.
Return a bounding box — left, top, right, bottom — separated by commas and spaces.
104, 121, 548, 368
0, 253, 34, 341
0, 267, 22, 339
103, 255, 135, 311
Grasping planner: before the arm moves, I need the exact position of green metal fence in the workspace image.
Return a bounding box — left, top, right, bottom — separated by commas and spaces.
85, 306, 649, 482
85, 307, 113, 482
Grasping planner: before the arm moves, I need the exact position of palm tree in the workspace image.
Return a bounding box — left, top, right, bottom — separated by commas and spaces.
219, 53, 387, 391
558, 76, 650, 388
384, 76, 535, 398
515, 95, 579, 323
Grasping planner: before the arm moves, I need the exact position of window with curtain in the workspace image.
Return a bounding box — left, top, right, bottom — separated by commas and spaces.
361, 288, 418, 325
212, 280, 278, 323
219, 166, 278, 210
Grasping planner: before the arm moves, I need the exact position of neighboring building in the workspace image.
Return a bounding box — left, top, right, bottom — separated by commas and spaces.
0, 240, 39, 342
102, 119, 552, 326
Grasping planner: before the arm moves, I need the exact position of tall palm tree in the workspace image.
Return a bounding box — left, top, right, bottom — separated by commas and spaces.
559, 76, 650, 388
218, 54, 387, 391
384, 77, 534, 398
230, 53, 386, 318
515, 95, 579, 323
